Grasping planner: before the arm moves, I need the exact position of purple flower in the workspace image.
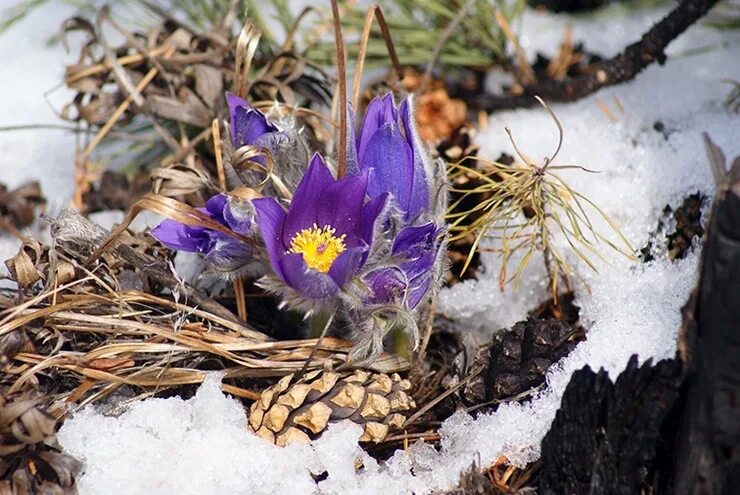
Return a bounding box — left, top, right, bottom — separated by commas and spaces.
354, 94, 429, 222
365, 222, 443, 309
252, 153, 386, 301
227, 93, 278, 149
151, 194, 254, 272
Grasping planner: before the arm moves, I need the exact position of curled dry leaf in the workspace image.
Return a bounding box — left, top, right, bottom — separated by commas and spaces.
4, 238, 45, 289
0, 391, 56, 456
0, 182, 45, 234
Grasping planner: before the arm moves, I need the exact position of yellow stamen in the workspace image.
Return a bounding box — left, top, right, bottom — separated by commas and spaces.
288, 223, 346, 273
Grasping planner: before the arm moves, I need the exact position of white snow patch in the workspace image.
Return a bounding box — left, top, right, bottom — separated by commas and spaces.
12, 3, 740, 494
0, 4, 78, 213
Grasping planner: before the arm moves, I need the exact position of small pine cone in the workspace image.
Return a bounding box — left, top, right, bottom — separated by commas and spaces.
461, 318, 582, 405
486, 318, 580, 401
667, 192, 705, 260
248, 369, 415, 446
435, 123, 479, 163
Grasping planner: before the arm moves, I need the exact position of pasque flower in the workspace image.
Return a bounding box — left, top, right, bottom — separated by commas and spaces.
150, 95, 280, 271
252, 153, 386, 303
151, 194, 254, 272
353, 93, 430, 222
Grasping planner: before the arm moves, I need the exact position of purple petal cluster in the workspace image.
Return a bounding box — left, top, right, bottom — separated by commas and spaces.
365, 223, 443, 310
150, 95, 280, 272
349, 94, 445, 311
253, 154, 386, 301
227, 94, 278, 149
150, 90, 447, 359
151, 194, 253, 272
355, 94, 429, 222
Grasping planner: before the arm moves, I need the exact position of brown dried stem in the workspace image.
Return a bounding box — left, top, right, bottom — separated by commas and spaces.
351, 4, 403, 109
331, 0, 347, 178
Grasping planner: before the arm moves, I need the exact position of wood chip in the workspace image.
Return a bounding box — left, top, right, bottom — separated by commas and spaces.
276, 427, 311, 447
386, 413, 406, 429
276, 384, 311, 409
389, 390, 413, 411
397, 379, 412, 391
254, 426, 275, 443
366, 374, 393, 394
309, 371, 340, 396
360, 393, 391, 419
346, 370, 370, 383
248, 402, 264, 431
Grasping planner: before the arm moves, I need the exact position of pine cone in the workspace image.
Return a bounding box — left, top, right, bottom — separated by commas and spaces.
0, 389, 82, 494
248, 369, 415, 446
462, 317, 582, 405
640, 192, 706, 262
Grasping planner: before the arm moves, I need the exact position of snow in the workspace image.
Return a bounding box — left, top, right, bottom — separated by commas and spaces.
4, 2, 740, 494
0, 3, 79, 264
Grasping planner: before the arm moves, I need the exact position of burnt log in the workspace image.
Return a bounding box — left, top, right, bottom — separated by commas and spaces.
671, 139, 740, 494
538, 136, 740, 494
538, 356, 682, 494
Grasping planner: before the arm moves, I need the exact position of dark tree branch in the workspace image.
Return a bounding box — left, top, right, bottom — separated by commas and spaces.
473, 0, 721, 112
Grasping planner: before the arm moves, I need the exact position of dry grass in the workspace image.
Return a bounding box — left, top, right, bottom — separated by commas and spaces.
0, 213, 408, 416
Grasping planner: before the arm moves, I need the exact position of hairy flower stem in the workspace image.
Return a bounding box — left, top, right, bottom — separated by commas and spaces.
298, 311, 336, 379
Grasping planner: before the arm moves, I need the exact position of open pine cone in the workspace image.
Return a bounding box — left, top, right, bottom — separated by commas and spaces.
248, 369, 415, 446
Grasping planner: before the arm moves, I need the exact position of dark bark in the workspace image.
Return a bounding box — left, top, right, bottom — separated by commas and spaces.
538, 356, 682, 494
671, 167, 740, 494
473, 0, 721, 112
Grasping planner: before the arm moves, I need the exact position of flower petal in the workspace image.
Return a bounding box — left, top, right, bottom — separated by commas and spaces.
227, 93, 277, 148
365, 267, 406, 305
151, 219, 209, 252
279, 253, 340, 299
357, 93, 397, 160
392, 222, 437, 255
361, 122, 413, 214
406, 274, 432, 309
359, 192, 388, 246
283, 153, 334, 241
204, 194, 228, 223
203, 234, 253, 272
223, 197, 253, 235
327, 246, 366, 287
400, 98, 430, 221
316, 171, 368, 237
253, 197, 289, 280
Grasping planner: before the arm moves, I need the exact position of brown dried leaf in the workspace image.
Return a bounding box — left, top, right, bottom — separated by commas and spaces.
37, 451, 83, 488
4, 239, 44, 288
0, 330, 31, 366
0, 182, 45, 230
0, 391, 56, 453
146, 87, 210, 127
194, 64, 223, 109
86, 357, 135, 371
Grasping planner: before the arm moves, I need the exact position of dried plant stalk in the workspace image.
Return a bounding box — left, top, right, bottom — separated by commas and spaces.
447, 97, 634, 298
